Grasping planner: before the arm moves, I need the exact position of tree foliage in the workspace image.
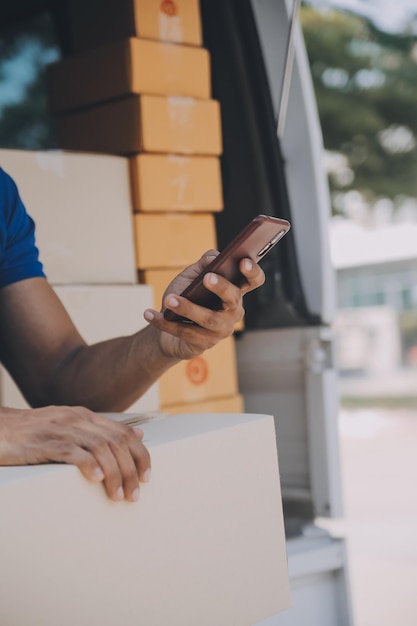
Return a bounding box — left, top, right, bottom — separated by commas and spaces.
300, 5, 417, 210
0, 12, 60, 150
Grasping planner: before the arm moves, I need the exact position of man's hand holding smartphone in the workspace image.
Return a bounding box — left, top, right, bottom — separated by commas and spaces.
143, 215, 290, 360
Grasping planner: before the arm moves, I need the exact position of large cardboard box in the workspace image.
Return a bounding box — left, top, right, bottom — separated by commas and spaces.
163, 394, 245, 414
56, 95, 222, 156
48, 38, 211, 114
159, 336, 238, 406
70, 0, 203, 51
0, 412, 290, 625
134, 213, 217, 269
0, 285, 159, 413
130, 154, 223, 212
0, 149, 137, 284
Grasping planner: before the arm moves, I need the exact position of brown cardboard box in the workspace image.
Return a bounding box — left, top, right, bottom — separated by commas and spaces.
139, 268, 178, 307
134, 213, 216, 269
159, 336, 238, 406
163, 394, 245, 414
70, 0, 203, 51
48, 38, 210, 115
56, 95, 222, 156
0, 412, 290, 624
130, 154, 223, 212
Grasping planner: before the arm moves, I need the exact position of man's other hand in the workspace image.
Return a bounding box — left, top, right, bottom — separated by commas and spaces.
0, 406, 151, 502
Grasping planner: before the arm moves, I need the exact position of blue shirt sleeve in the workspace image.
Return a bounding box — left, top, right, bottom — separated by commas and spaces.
0, 168, 45, 289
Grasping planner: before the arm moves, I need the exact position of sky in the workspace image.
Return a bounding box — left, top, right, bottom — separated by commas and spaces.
305, 0, 417, 33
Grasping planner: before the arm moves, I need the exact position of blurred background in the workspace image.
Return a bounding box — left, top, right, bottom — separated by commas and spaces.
301, 1, 417, 625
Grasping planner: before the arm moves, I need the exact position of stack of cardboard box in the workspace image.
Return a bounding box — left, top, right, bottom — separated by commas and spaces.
45, 0, 243, 414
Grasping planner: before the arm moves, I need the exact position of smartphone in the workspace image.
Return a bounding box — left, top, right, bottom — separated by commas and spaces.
163, 214, 291, 322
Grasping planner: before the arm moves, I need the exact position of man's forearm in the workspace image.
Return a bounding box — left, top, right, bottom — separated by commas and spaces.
49, 325, 179, 412
0, 254, 262, 412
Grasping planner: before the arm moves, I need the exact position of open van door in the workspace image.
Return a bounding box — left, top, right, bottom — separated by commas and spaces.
201, 1, 354, 623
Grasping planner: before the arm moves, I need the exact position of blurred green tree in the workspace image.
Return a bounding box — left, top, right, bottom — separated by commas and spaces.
300, 5, 417, 211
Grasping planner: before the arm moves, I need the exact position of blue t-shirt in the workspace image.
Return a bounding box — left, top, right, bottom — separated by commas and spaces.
0, 168, 45, 289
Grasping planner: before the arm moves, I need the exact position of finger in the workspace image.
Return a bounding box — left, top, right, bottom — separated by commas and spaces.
105, 422, 151, 498
144, 307, 229, 355
156, 250, 221, 312
193, 249, 219, 272
175, 250, 220, 284
144, 307, 214, 342
133, 427, 144, 440
45, 442, 105, 484
202, 272, 243, 315
79, 415, 147, 502
201, 249, 219, 266
238, 259, 265, 294
128, 433, 152, 485
109, 436, 141, 503
88, 439, 125, 502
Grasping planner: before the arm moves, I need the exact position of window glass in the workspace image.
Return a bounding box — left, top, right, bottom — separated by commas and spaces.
0, 11, 61, 150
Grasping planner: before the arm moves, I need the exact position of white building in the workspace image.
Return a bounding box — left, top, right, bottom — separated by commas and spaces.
330, 218, 417, 374
331, 218, 417, 312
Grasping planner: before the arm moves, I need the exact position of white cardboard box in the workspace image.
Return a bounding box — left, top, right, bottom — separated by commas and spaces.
0, 149, 137, 284
0, 284, 159, 413
0, 412, 290, 626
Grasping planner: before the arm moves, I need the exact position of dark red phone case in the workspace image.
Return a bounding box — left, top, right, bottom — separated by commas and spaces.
163, 215, 290, 323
